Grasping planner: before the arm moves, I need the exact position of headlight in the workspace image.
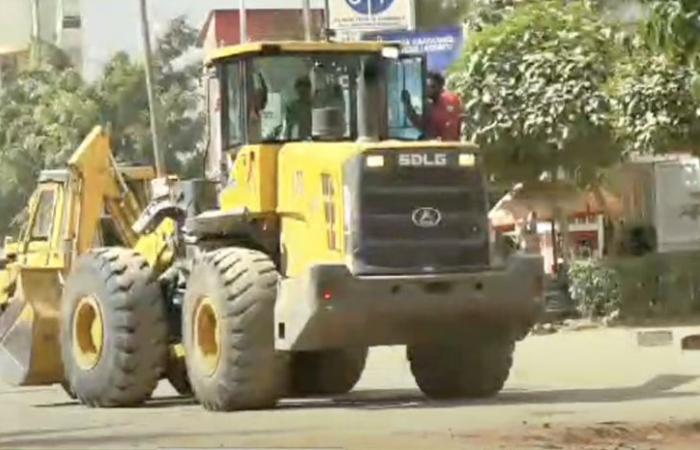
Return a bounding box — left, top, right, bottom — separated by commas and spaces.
366, 155, 385, 168
459, 153, 476, 167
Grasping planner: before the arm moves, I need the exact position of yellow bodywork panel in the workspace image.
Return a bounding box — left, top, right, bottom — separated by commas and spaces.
215, 140, 479, 278
219, 145, 279, 214
207, 40, 393, 65
277, 143, 360, 278
0, 125, 156, 388
134, 218, 177, 273
68, 127, 127, 253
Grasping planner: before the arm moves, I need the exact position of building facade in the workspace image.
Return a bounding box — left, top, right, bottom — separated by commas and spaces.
0, 0, 83, 86
198, 7, 326, 54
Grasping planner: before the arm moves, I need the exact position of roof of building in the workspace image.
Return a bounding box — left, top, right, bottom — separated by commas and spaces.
0, 45, 28, 56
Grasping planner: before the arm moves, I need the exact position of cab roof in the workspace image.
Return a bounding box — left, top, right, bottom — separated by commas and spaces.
205, 40, 399, 65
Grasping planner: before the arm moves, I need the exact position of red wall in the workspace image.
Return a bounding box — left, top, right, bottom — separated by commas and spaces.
211, 10, 326, 46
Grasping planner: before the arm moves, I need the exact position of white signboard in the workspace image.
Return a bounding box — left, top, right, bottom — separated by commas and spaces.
655, 159, 700, 253
328, 0, 415, 33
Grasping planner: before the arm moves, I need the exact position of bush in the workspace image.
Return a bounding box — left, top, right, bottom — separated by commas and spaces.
568, 259, 622, 318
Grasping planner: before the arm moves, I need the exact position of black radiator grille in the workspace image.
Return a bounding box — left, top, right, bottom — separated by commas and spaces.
347, 151, 491, 275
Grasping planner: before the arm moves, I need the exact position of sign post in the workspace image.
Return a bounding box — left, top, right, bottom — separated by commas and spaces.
365, 26, 465, 74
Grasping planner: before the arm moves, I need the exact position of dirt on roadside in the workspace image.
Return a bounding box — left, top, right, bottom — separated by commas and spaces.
456, 420, 700, 450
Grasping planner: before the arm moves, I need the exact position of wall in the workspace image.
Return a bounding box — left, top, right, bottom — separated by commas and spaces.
0, 0, 34, 52
0, 0, 82, 73
58, 0, 83, 70
203, 9, 325, 53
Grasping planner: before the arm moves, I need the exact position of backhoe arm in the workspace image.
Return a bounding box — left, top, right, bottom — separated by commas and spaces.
66, 126, 153, 258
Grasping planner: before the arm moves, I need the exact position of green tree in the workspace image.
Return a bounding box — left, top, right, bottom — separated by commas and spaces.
607, 1, 700, 155
0, 66, 100, 233
609, 53, 700, 154
464, 0, 529, 32
415, 0, 471, 29
643, 0, 700, 64
94, 16, 205, 175
0, 16, 205, 235
449, 0, 620, 186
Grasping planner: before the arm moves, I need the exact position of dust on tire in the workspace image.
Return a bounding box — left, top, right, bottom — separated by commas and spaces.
182, 247, 288, 411
60, 248, 168, 407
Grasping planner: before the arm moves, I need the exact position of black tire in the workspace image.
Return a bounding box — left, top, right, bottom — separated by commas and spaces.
408, 331, 515, 400
60, 248, 168, 407
166, 351, 193, 397
183, 247, 287, 411
60, 380, 76, 400
290, 347, 368, 396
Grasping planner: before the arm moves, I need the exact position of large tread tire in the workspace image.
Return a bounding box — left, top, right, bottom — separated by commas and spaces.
60, 380, 77, 400
60, 248, 168, 407
183, 247, 287, 411
290, 347, 368, 396
408, 331, 515, 400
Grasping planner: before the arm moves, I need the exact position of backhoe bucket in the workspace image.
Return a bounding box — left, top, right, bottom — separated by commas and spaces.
0, 268, 64, 386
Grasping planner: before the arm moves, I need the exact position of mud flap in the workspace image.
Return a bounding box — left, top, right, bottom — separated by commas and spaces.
0, 268, 64, 386
681, 334, 700, 351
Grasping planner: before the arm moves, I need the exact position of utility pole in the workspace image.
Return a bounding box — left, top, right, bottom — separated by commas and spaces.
138, 0, 166, 177
31, 0, 40, 40
31, 0, 41, 65
56, 0, 64, 47
239, 0, 247, 43
302, 0, 312, 41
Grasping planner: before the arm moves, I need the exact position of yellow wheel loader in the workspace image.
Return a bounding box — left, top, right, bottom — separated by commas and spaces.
0, 126, 190, 398
6, 41, 545, 411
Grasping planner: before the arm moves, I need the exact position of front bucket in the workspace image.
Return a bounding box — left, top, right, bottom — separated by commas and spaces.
0, 268, 64, 386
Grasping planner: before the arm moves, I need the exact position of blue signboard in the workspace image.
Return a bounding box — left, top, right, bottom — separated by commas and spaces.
367, 26, 465, 74
346, 0, 395, 15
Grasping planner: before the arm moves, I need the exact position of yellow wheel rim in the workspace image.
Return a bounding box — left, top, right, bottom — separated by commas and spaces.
73, 296, 104, 371
194, 297, 220, 376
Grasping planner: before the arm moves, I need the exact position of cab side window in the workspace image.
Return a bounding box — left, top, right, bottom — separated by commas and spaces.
224, 62, 244, 148
388, 57, 424, 140
30, 190, 56, 240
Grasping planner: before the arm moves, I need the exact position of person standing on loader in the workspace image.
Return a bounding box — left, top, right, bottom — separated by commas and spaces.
401, 71, 464, 141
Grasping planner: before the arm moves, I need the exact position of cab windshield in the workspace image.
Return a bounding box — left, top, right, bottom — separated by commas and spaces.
222, 51, 424, 145
250, 53, 373, 142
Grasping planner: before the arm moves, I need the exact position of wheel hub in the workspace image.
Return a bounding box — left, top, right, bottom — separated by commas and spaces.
73, 296, 104, 371
194, 297, 220, 376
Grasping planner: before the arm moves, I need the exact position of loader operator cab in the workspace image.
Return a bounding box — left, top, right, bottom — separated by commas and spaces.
203, 42, 426, 185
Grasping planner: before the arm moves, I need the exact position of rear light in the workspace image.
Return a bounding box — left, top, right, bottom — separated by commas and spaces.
322, 291, 333, 302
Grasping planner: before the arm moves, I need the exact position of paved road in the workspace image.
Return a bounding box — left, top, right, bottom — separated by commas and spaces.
2, 326, 700, 450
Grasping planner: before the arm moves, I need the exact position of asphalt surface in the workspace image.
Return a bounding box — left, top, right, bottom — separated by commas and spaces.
2, 326, 700, 450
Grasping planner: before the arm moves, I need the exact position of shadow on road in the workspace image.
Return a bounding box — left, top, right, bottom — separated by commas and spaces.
30, 374, 700, 413
280, 373, 700, 411
34, 395, 199, 409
